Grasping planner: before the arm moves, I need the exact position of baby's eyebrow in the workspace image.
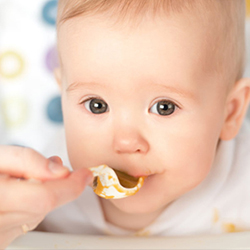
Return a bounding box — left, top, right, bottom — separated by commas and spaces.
66, 81, 104, 92
67, 81, 195, 100
152, 83, 195, 100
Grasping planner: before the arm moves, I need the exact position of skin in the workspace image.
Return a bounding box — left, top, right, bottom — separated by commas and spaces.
0, 148, 93, 248
56, 12, 250, 231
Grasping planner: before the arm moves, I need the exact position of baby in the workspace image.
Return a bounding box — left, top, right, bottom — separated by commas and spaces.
2, 0, 250, 247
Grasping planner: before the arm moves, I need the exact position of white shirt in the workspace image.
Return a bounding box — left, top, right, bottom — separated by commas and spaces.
38, 119, 250, 236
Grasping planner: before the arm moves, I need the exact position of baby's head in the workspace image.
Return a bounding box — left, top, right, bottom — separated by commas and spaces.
55, 0, 250, 219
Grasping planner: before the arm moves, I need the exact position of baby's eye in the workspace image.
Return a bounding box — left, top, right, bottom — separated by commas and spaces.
84, 98, 109, 114
150, 100, 176, 116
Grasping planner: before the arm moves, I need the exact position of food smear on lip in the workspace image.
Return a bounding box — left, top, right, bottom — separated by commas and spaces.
89, 164, 146, 199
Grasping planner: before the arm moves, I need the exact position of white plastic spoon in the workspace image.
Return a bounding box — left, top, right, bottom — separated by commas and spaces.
89, 165, 145, 199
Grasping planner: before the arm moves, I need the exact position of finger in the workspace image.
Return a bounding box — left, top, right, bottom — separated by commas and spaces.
0, 211, 44, 232
0, 179, 46, 212
48, 156, 63, 165
0, 168, 93, 213
0, 228, 22, 249
0, 220, 40, 249
0, 145, 69, 181
44, 168, 94, 208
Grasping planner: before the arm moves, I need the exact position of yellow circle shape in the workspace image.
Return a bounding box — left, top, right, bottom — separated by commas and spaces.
1, 97, 28, 128
247, 0, 250, 17
0, 51, 25, 79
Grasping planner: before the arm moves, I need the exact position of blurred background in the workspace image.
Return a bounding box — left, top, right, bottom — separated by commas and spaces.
0, 0, 250, 156
0, 0, 62, 157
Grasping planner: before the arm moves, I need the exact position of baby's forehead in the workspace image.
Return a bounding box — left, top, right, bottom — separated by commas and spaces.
57, 0, 245, 88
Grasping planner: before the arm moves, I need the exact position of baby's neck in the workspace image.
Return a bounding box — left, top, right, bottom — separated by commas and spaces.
99, 198, 165, 232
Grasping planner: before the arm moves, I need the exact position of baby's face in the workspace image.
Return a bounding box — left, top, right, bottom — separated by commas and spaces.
57, 13, 229, 214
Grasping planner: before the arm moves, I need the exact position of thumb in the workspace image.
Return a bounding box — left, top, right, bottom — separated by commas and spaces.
44, 168, 94, 209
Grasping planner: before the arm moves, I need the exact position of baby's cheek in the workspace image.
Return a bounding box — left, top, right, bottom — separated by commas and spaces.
173, 142, 215, 189
66, 137, 93, 170
186, 164, 212, 191
185, 167, 210, 191
168, 159, 212, 194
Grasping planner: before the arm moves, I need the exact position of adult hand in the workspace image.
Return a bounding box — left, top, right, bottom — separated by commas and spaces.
0, 145, 93, 249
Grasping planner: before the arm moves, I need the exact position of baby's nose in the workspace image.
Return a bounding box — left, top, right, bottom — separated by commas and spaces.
112, 128, 149, 154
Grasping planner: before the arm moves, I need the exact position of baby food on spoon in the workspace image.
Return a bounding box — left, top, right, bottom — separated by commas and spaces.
89, 165, 145, 199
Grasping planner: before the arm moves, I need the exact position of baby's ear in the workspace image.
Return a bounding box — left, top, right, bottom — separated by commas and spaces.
54, 67, 62, 91
220, 78, 250, 140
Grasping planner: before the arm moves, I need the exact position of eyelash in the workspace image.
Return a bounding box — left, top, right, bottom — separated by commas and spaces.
80, 97, 109, 114
80, 97, 179, 116
149, 99, 179, 116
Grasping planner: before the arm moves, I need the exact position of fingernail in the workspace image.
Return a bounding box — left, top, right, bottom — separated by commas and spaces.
48, 161, 69, 175
49, 156, 63, 165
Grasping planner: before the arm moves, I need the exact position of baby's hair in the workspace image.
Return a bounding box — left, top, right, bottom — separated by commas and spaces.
57, 0, 246, 89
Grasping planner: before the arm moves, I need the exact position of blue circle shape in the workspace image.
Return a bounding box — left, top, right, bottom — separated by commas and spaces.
47, 96, 63, 123
42, 0, 58, 26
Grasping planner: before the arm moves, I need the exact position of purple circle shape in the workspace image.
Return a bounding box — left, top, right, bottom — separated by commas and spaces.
45, 45, 59, 73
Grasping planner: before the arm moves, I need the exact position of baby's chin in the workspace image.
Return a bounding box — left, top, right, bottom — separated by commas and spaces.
109, 194, 166, 215
106, 176, 172, 215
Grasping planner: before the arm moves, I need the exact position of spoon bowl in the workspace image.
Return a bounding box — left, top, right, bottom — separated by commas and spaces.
89, 165, 145, 199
